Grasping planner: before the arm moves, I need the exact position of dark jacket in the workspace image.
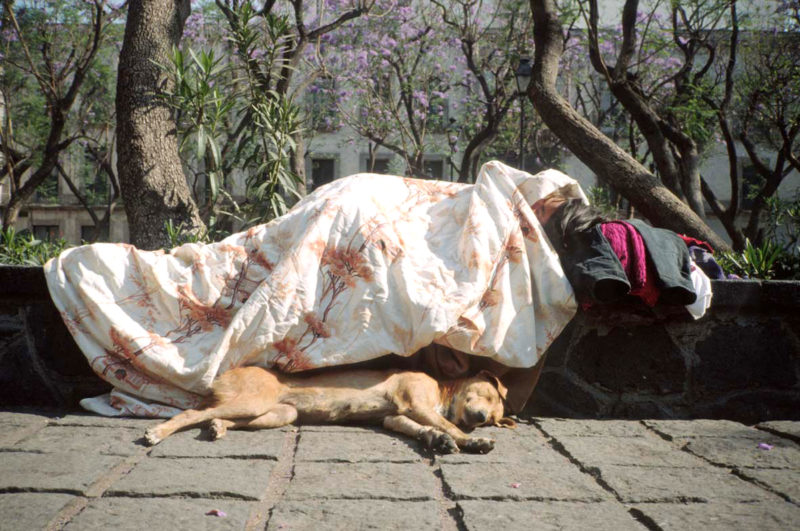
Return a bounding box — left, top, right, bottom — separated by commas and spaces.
558, 219, 697, 306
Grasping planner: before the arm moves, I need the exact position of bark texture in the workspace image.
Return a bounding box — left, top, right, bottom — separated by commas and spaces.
528, 0, 729, 252
116, 0, 205, 249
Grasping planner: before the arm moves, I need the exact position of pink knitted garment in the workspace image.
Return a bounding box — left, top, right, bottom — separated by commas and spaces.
600, 221, 660, 306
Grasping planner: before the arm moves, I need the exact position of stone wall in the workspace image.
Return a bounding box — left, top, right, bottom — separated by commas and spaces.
526, 280, 800, 424
0, 266, 109, 408
1, 266, 798, 422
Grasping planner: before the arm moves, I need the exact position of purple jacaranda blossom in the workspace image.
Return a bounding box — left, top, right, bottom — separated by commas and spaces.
413, 90, 428, 108
356, 50, 368, 69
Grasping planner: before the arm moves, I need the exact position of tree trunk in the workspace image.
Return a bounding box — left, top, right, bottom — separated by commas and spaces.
678, 141, 706, 219
528, 0, 729, 251
458, 126, 496, 183
116, 0, 205, 250
291, 131, 307, 196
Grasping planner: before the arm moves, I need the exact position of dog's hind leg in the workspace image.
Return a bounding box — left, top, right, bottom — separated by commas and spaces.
383, 415, 460, 454
209, 404, 298, 440
144, 402, 273, 446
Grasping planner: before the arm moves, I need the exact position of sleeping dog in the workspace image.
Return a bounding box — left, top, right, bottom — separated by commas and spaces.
144, 367, 516, 454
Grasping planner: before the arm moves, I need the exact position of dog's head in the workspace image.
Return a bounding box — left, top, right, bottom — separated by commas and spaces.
449, 370, 517, 431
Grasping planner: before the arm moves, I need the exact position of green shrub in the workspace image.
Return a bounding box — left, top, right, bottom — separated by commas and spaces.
718, 193, 800, 280
718, 239, 800, 280
0, 227, 69, 266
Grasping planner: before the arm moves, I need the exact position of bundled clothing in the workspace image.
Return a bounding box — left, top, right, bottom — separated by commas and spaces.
599, 222, 660, 307
557, 219, 711, 318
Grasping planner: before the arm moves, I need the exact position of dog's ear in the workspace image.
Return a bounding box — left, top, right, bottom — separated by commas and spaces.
477, 370, 508, 401
496, 417, 517, 429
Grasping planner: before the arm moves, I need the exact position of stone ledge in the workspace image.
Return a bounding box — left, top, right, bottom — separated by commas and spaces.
711, 279, 800, 312
0, 265, 50, 301
1, 266, 798, 422
528, 278, 800, 423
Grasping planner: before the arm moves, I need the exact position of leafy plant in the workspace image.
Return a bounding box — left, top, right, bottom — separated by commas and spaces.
223, 4, 303, 222
159, 3, 303, 232
164, 220, 213, 249
0, 227, 69, 266
587, 186, 619, 218
717, 239, 791, 280
763, 193, 800, 253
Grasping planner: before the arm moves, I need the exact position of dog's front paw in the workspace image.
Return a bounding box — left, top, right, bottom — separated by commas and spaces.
431, 432, 460, 454
209, 418, 227, 440
461, 437, 495, 454
420, 428, 460, 454
143, 427, 163, 446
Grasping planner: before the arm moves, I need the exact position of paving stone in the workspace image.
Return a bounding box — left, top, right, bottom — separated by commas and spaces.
0, 412, 50, 446
55, 413, 157, 429
285, 462, 437, 501
5, 425, 144, 456
0, 410, 795, 529
684, 436, 800, 469
0, 410, 56, 424
437, 425, 569, 465
556, 435, 707, 467
597, 465, 776, 503
106, 457, 274, 500
632, 501, 800, 530
267, 500, 441, 530
735, 468, 800, 503
644, 419, 764, 439
296, 427, 423, 462
297, 424, 388, 433
757, 420, 800, 441
457, 500, 643, 530
536, 418, 650, 437
150, 427, 287, 459
0, 493, 75, 531
440, 462, 610, 502
64, 496, 252, 530
0, 452, 123, 494
0, 420, 47, 447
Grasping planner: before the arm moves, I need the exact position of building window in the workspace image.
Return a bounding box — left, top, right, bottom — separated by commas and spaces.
360, 156, 391, 174
34, 173, 59, 203
85, 174, 111, 205
81, 224, 109, 243
33, 225, 60, 242
310, 158, 337, 190
423, 158, 445, 180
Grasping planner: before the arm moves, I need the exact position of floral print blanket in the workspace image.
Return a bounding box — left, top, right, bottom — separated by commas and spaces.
45, 161, 585, 417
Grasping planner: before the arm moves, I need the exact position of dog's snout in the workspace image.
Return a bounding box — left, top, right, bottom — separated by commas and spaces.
471, 410, 488, 425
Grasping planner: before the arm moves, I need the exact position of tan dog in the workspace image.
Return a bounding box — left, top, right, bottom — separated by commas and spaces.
144, 367, 516, 454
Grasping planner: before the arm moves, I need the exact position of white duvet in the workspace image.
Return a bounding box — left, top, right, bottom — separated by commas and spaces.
45, 161, 583, 416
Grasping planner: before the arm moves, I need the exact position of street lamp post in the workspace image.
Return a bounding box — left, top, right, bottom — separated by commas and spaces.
515, 57, 532, 172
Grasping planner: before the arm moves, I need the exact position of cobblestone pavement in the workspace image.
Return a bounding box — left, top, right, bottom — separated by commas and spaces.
0, 410, 798, 530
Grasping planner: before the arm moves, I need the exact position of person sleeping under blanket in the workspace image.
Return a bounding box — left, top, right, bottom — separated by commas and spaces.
531, 188, 713, 317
